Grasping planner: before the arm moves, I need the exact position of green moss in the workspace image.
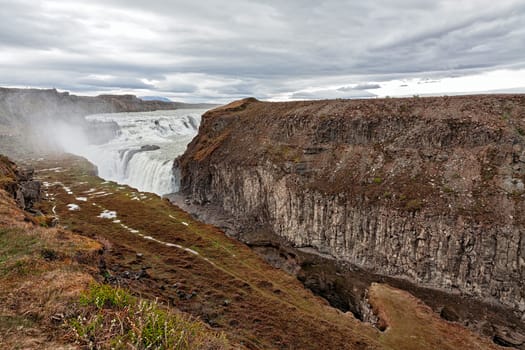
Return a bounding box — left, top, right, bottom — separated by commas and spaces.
405, 199, 423, 211
442, 186, 454, 194
372, 177, 382, 184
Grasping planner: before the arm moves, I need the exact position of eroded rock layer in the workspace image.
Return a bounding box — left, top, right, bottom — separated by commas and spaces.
179, 96, 525, 318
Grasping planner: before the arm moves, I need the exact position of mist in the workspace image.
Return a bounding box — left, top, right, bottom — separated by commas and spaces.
0, 87, 179, 160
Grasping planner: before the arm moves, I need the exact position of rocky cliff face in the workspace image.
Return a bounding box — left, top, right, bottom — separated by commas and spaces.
179, 96, 525, 319
0, 155, 41, 211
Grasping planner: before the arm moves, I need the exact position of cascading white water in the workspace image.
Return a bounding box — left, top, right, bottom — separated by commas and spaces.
70, 109, 206, 195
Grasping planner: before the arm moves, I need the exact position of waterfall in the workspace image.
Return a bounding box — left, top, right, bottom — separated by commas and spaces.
67, 109, 205, 195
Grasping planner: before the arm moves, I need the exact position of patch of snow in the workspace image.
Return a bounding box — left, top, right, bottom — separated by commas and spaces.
98, 210, 117, 219
37, 167, 62, 172
182, 221, 189, 226
165, 243, 183, 249
67, 204, 80, 211
184, 247, 199, 255
76, 197, 87, 202
92, 193, 113, 198
89, 191, 107, 196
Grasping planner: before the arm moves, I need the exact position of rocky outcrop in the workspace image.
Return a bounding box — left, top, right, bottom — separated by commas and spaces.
0, 155, 41, 210
179, 96, 525, 320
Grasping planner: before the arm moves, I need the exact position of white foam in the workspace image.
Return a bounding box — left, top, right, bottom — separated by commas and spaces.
66, 109, 206, 195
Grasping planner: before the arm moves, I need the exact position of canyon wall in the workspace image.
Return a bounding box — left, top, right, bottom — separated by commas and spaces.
179, 96, 525, 317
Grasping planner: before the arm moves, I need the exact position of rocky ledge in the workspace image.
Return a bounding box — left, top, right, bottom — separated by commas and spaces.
178, 96, 525, 327
0, 155, 41, 211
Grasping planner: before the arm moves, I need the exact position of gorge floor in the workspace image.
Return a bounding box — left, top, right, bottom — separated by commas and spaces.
30, 154, 508, 350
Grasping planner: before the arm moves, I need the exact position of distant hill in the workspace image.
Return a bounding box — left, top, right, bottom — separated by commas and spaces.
0, 88, 217, 126
0, 87, 217, 157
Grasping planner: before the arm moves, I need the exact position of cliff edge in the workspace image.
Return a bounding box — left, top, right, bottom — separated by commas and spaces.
179, 95, 525, 323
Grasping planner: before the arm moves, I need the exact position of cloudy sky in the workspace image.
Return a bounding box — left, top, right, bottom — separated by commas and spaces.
1, 0, 525, 103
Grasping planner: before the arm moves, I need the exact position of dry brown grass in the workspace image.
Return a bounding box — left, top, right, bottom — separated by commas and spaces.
0, 208, 99, 349
0, 171, 230, 350
368, 283, 502, 350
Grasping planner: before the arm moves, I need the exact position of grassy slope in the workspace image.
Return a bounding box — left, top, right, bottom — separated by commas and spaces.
0, 188, 99, 349
28, 154, 503, 350
0, 157, 227, 349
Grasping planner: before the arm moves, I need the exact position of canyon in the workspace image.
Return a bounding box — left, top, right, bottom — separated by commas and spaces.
178, 96, 525, 347
2, 89, 525, 348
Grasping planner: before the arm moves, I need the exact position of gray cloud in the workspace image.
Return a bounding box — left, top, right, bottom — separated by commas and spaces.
339, 84, 382, 91
0, 0, 524, 102
292, 89, 377, 100
77, 77, 155, 90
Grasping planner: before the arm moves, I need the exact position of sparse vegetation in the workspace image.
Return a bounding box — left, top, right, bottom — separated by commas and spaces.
71, 283, 228, 350
405, 199, 423, 211
442, 186, 454, 194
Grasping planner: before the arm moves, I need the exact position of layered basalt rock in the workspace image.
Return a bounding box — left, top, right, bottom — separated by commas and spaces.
178, 96, 525, 321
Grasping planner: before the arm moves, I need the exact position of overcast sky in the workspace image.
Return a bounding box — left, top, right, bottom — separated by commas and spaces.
1, 0, 525, 103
